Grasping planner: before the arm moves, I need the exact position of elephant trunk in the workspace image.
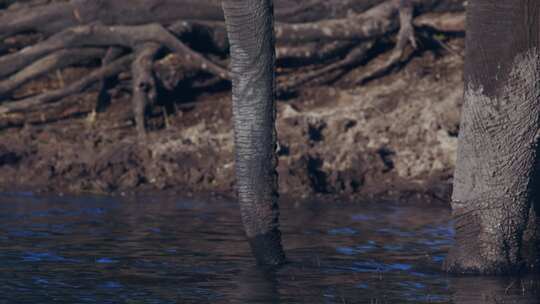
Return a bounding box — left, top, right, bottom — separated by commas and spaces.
222, 0, 285, 266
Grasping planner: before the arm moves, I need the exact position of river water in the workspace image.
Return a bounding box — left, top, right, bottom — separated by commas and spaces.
0, 192, 538, 303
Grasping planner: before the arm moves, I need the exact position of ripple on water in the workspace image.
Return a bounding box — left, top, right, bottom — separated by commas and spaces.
100, 281, 123, 289
0, 194, 538, 303
22, 251, 74, 262
336, 240, 377, 255
350, 260, 413, 273
327, 227, 358, 236
96, 257, 118, 264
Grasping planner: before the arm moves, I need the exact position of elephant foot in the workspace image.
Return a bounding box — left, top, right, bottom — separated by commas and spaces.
443, 243, 526, 275
247, 227, 286, 267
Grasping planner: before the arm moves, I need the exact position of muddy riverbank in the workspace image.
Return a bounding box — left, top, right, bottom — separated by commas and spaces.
0, 36, 463, 202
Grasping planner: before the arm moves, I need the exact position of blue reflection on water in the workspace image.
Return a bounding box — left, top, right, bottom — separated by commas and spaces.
0, 193, 537, 303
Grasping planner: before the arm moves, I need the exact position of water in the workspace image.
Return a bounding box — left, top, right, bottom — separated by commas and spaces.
0, 192, 538, 303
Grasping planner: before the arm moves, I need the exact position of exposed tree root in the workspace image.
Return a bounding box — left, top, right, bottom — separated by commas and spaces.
0, 55, 133, 114
0, 23, 229, 80
1, 0, 414, 39
131, 42, 160, 138
95, 47, 125, 113
277, 41, 357, 66
414, 12, 465, 33
275, 0, 400, 44
0, 0, 466, 131
389, 0, 417, 62
346, 0, 418, 87
0, 48, 105, 99
0, 0, 225, 39
279, 42, 375, 93
355, 47, 416, 86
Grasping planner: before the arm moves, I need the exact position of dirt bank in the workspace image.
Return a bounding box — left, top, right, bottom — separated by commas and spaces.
0, 36, 464, 202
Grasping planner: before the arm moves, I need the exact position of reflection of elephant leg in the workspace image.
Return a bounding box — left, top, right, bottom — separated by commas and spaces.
444, 0, 540, 274
450, 276, 540, 304
231, 266, 280, 303
222, 0, 285, 266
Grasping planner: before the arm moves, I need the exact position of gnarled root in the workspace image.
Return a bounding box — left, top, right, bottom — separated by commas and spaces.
0, 0, 466, 131
0, 55, 133, 114
131, 43, 161, 139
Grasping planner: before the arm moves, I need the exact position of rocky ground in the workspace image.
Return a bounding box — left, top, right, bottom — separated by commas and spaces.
0, 34, 464, 203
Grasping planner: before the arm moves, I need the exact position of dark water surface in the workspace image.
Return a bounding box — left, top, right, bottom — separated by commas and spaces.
0, 193, 538, 303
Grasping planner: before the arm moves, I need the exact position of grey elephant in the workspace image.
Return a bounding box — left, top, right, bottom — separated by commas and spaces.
222, 0, 540, 274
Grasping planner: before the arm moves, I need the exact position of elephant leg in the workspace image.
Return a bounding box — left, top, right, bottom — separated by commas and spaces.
222, 0, 285, 266
444, 0, 540, 274
522, 196, 540, 271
